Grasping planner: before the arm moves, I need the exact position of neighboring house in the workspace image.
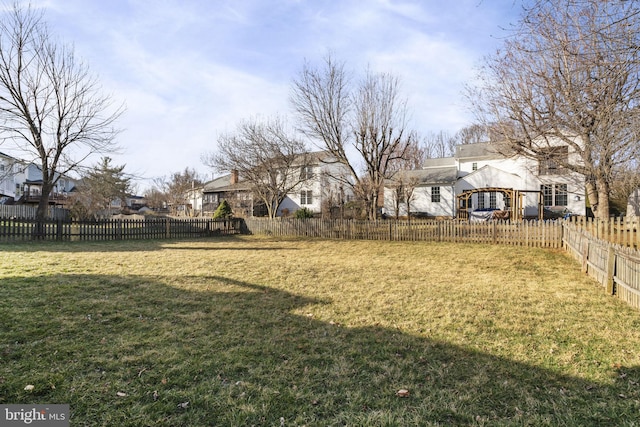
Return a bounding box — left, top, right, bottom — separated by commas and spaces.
384, 159, 458, 219
125, 195, 147, 211
0, 152, 77, 207
179, 184, 203, 217
383, 140, 586, 220
101, 195, 148, 216
202, 170, 263, 218
277, 151, 354, 217
201, 151, 353, 218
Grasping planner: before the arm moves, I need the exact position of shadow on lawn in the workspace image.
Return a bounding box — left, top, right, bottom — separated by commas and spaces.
0, 235, 278, 254
1, 273, 638, 426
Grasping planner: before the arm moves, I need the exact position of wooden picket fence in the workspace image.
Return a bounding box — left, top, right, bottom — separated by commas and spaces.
243, 218, 564, 248
0, 217, 243, 241
244, 217, 640, 311
567, 215, 639, 249
563, 222, 640, 311
0, 205, 69, 220
3, 213, 638, 311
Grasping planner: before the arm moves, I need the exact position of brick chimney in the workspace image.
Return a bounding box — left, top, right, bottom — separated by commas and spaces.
230, 169, 238, 185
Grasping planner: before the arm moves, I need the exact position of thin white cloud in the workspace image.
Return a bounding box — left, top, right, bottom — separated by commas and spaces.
10, 0, 520, 191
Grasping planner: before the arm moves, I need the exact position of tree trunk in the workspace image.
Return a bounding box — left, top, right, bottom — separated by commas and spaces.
596, 179, 611, 220
33, 188, 52, 239
585, 180, 599, 218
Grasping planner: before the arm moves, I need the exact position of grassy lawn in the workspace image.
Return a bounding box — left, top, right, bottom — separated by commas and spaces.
1, 236, 639, 426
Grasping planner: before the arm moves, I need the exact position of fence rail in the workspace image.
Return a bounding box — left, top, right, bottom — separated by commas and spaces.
243, 218, 564, 248
0, 217, 243, 241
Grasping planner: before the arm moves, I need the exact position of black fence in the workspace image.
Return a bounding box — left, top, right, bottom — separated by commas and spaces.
0, 217, 243, 242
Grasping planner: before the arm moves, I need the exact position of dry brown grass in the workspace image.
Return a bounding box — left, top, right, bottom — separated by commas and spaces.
1, 236, 639, 425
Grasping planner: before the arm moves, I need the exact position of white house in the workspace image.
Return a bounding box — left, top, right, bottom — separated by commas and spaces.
0, 152, 77, 206
277, 151, 354, 217
383, 140, 587, 220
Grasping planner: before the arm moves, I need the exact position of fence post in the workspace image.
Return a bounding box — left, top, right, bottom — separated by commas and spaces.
165, 218, 171, 239
492, 221, 497, 244
606, 245, 616, 295
56, 218, 63, 241
581, 238, 589, 273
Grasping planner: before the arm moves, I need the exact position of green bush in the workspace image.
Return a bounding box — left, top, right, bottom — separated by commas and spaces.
213, 200, 233, 219
294, 207, 314, 219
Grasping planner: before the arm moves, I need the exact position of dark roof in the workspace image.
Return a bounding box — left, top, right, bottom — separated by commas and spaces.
203, 174, 233, 192
203, 174, 252, 193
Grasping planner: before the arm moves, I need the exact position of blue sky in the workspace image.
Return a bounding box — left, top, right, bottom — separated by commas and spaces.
34, 0, 521, 191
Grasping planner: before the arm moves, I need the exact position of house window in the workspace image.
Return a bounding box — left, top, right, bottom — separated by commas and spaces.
489, 192, 497, 209
300, 190, 313, 205
478, 193, 485, 209
538, 146, 568, 175
540, 184, 568, 207
555, 184, 568, 206
472, 162, 478, 171
431, 186, 441, 203
541, 185, 553, 206
504, 194, 511, 210
300, 165, 314, 180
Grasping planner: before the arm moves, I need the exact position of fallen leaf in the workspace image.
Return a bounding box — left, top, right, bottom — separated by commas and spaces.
24, 385, 34, 392
116, 392, 127, 397
177, 401, 189, 409
396, 389, 410, 398
152, 390, 159, 401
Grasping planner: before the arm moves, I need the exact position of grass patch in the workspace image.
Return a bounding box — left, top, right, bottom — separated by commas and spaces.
1, 236, 639, 425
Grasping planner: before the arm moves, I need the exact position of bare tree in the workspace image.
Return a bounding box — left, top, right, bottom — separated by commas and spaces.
386, 137, 424, 218
423, 131, 456, 159
0, 4, 122, 233
202, 116, 311, 218
610, 163, 640, 215
143, 186, 167, 212
291, 55, 416, 220
456, 124, 489, 145
469, 0, 640, 219
153, 168, 204, 216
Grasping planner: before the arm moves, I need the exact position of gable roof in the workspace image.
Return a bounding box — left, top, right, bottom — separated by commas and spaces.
422, 157, 456, 168
455, 142, 504, 160
388, 166, 458, 186
203, 174, 252, 193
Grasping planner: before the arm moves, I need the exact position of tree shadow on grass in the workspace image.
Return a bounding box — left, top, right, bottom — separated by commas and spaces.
0, 273, 638, 426
0, 235, 280, 254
